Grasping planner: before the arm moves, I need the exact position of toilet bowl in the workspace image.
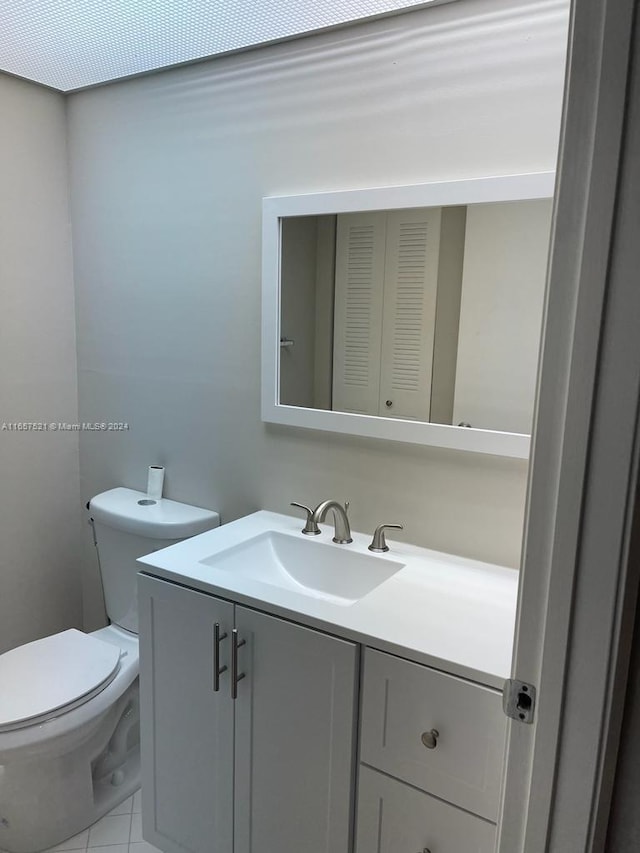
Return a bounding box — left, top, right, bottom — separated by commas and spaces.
0, 626, 139, 853
0, 489, 220, 853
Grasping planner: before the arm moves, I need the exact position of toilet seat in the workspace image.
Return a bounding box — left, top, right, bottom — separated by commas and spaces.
0, 629, 122, 733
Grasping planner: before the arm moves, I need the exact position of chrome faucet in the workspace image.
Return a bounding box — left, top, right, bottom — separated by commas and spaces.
311, 500, 352, 544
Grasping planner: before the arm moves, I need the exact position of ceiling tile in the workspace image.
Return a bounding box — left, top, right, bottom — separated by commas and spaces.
0, 0, 436, 92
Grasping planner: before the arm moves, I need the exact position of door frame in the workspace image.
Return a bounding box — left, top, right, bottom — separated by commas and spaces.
498, 0, 640, 850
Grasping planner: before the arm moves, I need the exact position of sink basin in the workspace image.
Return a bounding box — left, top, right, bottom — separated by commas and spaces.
199, 531, 404, 606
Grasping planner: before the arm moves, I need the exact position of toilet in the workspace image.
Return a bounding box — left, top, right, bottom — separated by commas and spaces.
0, 488, 219, 853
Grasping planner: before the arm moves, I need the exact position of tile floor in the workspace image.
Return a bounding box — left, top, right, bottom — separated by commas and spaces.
44, 790, 161, 853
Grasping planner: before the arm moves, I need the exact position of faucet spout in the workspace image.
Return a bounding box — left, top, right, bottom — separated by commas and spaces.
312, 500, 352, 544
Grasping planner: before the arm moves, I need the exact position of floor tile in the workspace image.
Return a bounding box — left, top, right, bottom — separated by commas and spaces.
87, 814, 132, 847
47, 829, 90, 851
89, 846, 128, 853
132, 789, 142, 814
129, 842, 163, 853
129, 813, 143, 843
106, 796, 134, 817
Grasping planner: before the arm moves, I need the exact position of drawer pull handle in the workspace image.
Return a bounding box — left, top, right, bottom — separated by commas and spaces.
421, 729, 439, 749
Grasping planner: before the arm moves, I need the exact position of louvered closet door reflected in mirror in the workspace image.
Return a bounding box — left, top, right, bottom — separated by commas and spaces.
333, 209, 442, 422
332, 212, 386, 416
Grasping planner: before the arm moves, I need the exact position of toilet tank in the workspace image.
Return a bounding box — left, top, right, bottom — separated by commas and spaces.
89, 488, 220, 633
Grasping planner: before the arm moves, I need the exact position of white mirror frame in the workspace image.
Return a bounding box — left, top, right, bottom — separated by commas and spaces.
262, 171, 555, 458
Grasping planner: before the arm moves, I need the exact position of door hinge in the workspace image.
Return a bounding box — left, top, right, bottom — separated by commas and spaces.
503, 679, 536, 724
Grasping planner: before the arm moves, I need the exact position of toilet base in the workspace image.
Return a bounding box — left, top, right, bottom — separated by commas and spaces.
0, 680, 140, 853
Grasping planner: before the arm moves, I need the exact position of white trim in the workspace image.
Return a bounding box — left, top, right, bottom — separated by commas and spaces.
261, 172, 555, 458
498, 0, 639, 849
263, 172, 554, 218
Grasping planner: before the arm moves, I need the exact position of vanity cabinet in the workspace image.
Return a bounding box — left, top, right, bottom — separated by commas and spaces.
138, 574, 358, 853
138, 574, 234, 853
138, 572, 509, 853
355, 766, 496, 853
355, 649, 507, 852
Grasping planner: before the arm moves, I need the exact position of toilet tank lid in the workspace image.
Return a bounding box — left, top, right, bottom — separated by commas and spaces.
89, 487, 220, 539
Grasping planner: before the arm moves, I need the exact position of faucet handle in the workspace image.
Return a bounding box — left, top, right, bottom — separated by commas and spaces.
290, 502, 321, 536
368, 523, 404, 553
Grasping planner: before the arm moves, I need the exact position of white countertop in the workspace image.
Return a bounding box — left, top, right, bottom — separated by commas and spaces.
137, 510, 519, 689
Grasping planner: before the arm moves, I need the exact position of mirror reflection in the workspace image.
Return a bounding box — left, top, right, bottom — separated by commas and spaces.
279, 199, 552, 435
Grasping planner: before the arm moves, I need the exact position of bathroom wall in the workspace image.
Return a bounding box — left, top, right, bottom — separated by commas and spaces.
453, 198, 553, 434
279, 215, 339, 411
0, 73, 83, 653
66, 0, 570, 628
279, 216, 321, 408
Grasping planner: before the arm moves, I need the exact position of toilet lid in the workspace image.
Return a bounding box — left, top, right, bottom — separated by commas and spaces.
0, 629, 121, 732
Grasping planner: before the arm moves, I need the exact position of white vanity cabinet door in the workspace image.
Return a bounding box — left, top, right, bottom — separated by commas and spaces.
360, 649, 506, 820
233, 606, 358, 853
138, 574, 234, 853
355, 766, 496, 853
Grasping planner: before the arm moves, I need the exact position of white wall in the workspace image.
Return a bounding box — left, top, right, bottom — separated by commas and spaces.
453, 198, 553, 433
0, 73, 82, 653
66, 0, 569, 628
431, 206, 466, 425
279, 217, 318, 408
279, 215, 337, 410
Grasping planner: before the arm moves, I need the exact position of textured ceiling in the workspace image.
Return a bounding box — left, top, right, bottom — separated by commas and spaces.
0, 0, 436, 92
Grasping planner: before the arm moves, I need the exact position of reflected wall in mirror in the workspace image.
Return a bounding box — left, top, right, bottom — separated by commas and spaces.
279, 199, 552, 434
262, 174, 555, 457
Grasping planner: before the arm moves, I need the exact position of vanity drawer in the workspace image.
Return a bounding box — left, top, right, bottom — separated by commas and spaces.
355, 765, 496, 853
360, 649, 506, 820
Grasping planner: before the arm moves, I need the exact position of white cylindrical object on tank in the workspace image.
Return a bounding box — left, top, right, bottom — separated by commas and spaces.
146, 466, 165, 500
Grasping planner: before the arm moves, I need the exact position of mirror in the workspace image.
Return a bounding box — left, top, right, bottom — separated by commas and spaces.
262, 174, 555, 457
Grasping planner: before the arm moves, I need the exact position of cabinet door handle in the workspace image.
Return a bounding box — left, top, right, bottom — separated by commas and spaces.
231, 628, 246, 700
421, 729, 439, 749
213, 623, 228, 692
